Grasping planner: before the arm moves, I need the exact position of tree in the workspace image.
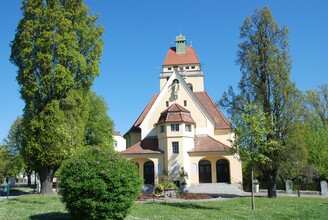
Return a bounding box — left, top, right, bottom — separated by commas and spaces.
305, 84, 328, 125
84, 92, 114, 148
10, 0, 104, 194
0, 145, 22, 183
304, 85, 328, 180
231, 103, 276, 208
3, 117, 32, 186
278, 121, 310, 196
220, 6, 298, 197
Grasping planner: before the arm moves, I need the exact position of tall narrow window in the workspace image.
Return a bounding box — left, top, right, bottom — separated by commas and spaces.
172, 142, 179, 154
171, 124, 179, 131
185, 124, 191, 132
166, 101, 169, 107
184, 100, 187, 106
160, 125, 165, 133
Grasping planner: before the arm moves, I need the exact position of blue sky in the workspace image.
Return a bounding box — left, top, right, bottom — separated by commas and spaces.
1, 0, 327, 142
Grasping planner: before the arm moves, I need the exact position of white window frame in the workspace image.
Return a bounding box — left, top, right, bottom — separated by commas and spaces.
171, 124, 179, 131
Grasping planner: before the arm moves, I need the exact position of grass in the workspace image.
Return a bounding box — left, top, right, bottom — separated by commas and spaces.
0, 194, 68, 220
0, 194, 327, 220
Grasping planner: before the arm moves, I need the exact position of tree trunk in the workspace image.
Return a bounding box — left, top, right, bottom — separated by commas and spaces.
40, 166, 54, 194
26, 169, 32, 187
27, 174, 31, 187
267, 171, 277, 198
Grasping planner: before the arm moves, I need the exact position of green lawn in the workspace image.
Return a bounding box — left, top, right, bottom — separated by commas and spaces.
0, 194, 327, 220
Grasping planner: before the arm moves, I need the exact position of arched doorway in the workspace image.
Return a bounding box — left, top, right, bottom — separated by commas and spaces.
143, 161, 154, 184
216, 159, 230, 183
199, 160, 212, 183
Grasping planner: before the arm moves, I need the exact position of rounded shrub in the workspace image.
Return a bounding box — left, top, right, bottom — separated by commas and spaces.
57, 146, 142, 220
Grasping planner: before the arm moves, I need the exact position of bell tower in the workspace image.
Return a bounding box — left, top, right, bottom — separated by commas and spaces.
161, 35, 204, 92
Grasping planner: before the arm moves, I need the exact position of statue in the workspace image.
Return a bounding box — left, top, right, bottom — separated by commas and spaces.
172, 80, 179, 100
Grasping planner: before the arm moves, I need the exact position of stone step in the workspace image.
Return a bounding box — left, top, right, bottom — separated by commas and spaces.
187, 183, 245, 195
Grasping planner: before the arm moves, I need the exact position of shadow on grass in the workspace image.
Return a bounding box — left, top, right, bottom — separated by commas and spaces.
9, 198, 46, 205
0, 189, 32, 197
155, 202, 221, 211
29, 212, 71, 220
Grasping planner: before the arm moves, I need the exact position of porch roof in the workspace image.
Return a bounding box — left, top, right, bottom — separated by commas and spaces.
190, 135, 228, 152
121, 137, 164, 154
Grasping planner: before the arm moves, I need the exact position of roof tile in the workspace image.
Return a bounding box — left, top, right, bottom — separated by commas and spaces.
194, 92, 231, 129
121, 137, 163, 154
163, 46, 200, 66
157, 103, 195, 124
190, 135, 228, 152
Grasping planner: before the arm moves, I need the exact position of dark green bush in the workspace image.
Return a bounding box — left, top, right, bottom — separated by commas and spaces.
57, 146, 142, 220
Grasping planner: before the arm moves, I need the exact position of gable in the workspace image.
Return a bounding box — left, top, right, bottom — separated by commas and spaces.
138, 71, 215, 138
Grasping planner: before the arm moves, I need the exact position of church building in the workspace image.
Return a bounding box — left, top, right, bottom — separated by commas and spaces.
122, 35, 242, 191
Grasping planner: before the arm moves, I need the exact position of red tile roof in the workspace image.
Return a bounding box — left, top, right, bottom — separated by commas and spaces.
121, 137, 163, 154
163, 46, 200, 66
162, 103, 189, 113
157, 103, 195, 125
190, 135, 228, 152
194, 92, 231, 129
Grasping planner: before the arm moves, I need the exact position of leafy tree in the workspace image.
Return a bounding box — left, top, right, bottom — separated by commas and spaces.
220, 6, 298, 197
0, 146, 11, 182
84, 92, 114, 148
10, 0, 103, 194
4, 117, 23, 156
278, 121, 311, 196
303, 84, 328, 180
305, 84, 328, 124
0, 145, 22, 183
231, 103, 276, 208
3, 117, 31, 185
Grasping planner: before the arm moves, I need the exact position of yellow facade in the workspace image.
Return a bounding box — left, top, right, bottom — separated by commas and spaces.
123, 35, 242, 191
